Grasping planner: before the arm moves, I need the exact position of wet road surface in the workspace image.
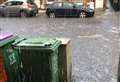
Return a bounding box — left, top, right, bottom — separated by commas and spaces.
0, 11, 120, 82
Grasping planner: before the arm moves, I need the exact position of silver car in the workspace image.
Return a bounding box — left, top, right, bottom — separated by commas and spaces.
0, 0, 38, 17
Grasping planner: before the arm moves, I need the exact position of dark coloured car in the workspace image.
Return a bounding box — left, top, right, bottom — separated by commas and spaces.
0, 0, 38, 17
46, 2, 94, 18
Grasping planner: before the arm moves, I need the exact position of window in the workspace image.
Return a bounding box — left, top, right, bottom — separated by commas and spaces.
16, 1, 23, 5
53, 3, 62, 7
5, 1, 23, 6
11, 1, 18, 5
47, 0, 54, 1
5, 2, 12, 6
27, 0, 34, 4
63, 2, 73, 8
75, 0, 84, 3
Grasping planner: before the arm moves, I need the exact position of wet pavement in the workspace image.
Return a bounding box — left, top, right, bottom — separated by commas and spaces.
0, 9, 120, 82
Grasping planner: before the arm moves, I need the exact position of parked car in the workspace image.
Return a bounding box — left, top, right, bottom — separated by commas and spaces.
46, 2, 94, 18
0, 0, 38, 17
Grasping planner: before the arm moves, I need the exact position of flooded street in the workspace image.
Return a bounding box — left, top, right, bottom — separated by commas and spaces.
0, 10, 120, 82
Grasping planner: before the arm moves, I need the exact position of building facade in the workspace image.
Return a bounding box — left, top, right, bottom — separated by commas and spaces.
0, 0, 106, 10
34, 0, 106, 9
0, 0, 6, 4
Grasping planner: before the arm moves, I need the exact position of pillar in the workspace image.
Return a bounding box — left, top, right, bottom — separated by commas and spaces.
103, 0, 107, 9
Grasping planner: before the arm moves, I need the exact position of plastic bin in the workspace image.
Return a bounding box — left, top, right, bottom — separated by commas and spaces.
14, 38, 61, 82
0, 33, 19, 82
57, 38, 72, 82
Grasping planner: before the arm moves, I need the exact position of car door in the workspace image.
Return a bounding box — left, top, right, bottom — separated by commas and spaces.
4, 1, 20, 16
52, 2, 65, 16
63, 2, 78, 16
3, 1, 13, 16
70, 4, 78, 16
63, 2, 71, 16
12, 1, 23, 16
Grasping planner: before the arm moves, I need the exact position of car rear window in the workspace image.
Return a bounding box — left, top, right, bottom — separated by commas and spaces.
63, 2, 73, 8
74, 3, 84, 9
53, 3, 62, 8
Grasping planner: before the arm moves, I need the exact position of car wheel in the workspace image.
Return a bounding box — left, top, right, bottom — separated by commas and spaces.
79, 12, 86, 18
90, 14, 94, 17
31, 13, 36, 17
20, 11, 27, 18
49, 13, 55, 18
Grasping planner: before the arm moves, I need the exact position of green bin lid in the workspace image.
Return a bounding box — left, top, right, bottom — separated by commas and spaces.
0, 33, 17, 47
15, 38, 61, 50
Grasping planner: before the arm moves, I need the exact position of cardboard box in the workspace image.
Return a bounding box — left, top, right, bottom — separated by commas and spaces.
57, 38, 72, 82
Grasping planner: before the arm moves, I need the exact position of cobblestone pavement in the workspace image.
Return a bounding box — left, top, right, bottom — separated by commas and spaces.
0, 10, 120, 82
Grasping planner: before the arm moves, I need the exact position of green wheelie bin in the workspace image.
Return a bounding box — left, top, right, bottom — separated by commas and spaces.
0, 33, 20, 82
14, 38, 61, 82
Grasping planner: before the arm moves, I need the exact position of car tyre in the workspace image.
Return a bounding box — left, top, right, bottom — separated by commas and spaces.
90, 14, 94, 17
79, 12, 86, 18
49, 12, 55, 18
31, 13, 36, 17
20, 11, 27, 18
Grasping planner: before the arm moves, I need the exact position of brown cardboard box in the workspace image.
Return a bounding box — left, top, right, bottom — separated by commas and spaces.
57, 38, 72, 82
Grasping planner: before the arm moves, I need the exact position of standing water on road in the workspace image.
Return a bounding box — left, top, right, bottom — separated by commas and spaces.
0, 7, 120, 82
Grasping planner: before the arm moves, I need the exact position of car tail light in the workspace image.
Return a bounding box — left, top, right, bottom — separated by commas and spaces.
21, 3, 32, 10
27, 3, 33, 8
